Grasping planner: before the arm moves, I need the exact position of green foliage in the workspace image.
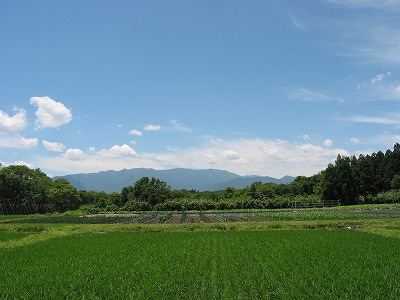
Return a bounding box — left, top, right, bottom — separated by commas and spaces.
123, 200, 152, 211
2, 144, 400, 214
0, 165, 53, 214
123, 177, 171, 208
48, 178, 80, 213
364, 189, 400, 204
391, 174, 400, 189
321, 144, 400, 205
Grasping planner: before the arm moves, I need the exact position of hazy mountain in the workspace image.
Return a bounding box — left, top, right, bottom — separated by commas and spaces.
54, 168, 296, 193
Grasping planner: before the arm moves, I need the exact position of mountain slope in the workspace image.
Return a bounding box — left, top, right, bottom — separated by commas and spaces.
54, 168, 295, 192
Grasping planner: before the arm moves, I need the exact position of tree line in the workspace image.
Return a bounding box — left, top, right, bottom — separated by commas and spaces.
1, 144, 400, 214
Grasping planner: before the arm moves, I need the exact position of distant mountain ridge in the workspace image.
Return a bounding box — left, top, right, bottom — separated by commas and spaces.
54, 168, 296, 193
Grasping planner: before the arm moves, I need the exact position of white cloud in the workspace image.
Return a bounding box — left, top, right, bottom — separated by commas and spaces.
343, 113, 400, 125
42, 140, 66, 152
329, 0, 400, 11
325, 4, 400, 66
62, 149, 85, 160
144, 138, 350, 177
203, 135, 223, 144
323, 139, 334, 147
32, 138, 353, 178
290, 88, 344, 102
0, 133, 38, 148
89, 147, 96, 152
169, 119, 192, 133
288, 13, 306, 31
371, 73, 385, 85
0, 107, 27, 132
129, 129, 142, 136
367, 132, 400, 147
350, 137, 361, 144
30, 96, 72, 129
300, 134, 311, 141
1, 160, 35, 169
224, 150, 240, 160
144, 125, 161, 131
98, 144, 138, 158
36, 154, 160, 175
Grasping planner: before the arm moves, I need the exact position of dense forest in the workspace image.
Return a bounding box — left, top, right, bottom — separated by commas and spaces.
1, 144, 400, 214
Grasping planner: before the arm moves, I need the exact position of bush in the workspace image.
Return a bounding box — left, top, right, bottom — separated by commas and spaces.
371, 189, 400, 204
123, 200, 152, 211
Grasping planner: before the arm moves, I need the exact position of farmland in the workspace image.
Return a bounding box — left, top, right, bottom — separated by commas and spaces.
1, 208, 399, 299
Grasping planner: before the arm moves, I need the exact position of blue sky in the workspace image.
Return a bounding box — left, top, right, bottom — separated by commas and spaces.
1, 0, 400, 178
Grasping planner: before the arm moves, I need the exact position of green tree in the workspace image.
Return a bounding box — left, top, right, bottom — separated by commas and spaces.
224, 187, 236, 199
129, 177, 171, 207
0, 165, 53, 214
322, 155, 358, 205
48, 178, 81, 212
391, 174, 400, 189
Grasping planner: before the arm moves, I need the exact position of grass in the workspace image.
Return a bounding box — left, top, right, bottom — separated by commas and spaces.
255, 211, 399, 221
0, 229, 399, 299
0, 231, 32, 242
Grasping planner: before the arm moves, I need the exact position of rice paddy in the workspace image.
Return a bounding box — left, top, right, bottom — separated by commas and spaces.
1, 208, 399, 299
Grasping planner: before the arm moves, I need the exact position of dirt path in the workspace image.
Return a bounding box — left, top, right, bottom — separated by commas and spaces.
205, 215, 220, 223
168, 215, 181, 224
188, 215, 200, 223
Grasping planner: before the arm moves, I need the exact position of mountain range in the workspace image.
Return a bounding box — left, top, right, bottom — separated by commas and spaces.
54, 168, 296, 193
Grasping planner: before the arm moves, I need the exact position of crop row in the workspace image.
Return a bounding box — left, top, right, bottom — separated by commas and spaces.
3, 210, 399, 225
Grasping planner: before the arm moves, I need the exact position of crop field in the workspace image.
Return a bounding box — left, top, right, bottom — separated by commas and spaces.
3, 208, 400, 225
1, 207, 399, 299
0, 228, 399, 299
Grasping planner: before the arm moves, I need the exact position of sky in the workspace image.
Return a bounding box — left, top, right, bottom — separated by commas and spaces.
1, 0, 400, 178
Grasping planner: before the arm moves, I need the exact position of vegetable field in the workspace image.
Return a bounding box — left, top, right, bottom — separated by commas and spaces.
4, 209, 400, 225
1, 227, 399, 299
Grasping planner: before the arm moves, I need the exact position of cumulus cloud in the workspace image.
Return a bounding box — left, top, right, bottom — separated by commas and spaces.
144, 125, 161, 131
1, 160, 35, 168
30, 96, 72, 129
62, 149, 85, 160
0, 107, 27, 132
0, 133, 38, 148
323, 139, 334, 147
43, 140, 66, 152
129, 129, 142, 136
98, 144, 138, 158
147, 138, 350, 177
33, 137, 355, 178
224, 150, 240, 160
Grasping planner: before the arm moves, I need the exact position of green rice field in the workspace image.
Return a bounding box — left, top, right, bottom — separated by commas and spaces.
1, 207, 399, 299
1, 224, 399, 299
